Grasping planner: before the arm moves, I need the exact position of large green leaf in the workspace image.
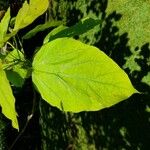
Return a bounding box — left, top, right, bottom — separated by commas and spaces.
32, 38, 137, 112
0, 8, 10, 48
14, 0, 49, 31
0, 61, 18, 129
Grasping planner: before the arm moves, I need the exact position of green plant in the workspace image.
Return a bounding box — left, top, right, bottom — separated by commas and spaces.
0, 0, 138, 130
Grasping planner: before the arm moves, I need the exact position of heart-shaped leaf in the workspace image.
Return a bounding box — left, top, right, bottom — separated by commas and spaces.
32, 38, 137, 112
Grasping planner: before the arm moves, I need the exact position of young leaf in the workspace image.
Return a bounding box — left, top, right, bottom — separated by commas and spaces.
0, 61, 18, 129
43, 17, 100, 44
1, 0, 49, 45
32, 38, 137, 112
6, 70, 25, 87
14, 0, 49, 31
22, 21, 63, 40
3, 49, 29, 87
0, 8, 10, 48
43, 25, 68, 44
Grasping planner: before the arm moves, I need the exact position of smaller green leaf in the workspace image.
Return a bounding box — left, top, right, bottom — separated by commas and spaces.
3, 49, 29, 87
14, 0, 49, 31
43, 17, 100, 43
23, 21, 63, 40
6, 70, 25, 87
0, 8, 10, 48
43, 25, 68, 44
0, 61, 18, 129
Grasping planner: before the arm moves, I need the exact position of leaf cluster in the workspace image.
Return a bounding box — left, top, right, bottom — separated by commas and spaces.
0, 0, 137, 130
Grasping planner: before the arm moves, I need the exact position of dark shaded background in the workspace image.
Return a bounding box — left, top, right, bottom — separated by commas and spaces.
0, 0, 149, 150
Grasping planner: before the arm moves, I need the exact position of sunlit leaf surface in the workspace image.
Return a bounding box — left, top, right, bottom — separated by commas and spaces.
32, 38, 137, 112
0, 8, 10, 47
0, 61, 18, 129
14, 0, 49, 31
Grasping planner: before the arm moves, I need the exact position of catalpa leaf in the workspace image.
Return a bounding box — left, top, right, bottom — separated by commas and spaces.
23, 21, 62, 40
43, 25, 68, 44
14, 0, 49, 31
6, 70, 25, 87
1, 0, 49, 46
3, 49, 29, 87
0, 60, 18, 129
0, 8, 10, 48
32, 38, 137, 112
43, 17, 100, 44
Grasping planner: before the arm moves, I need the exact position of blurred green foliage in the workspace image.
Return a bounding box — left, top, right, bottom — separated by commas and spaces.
0, 0, 8, 10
